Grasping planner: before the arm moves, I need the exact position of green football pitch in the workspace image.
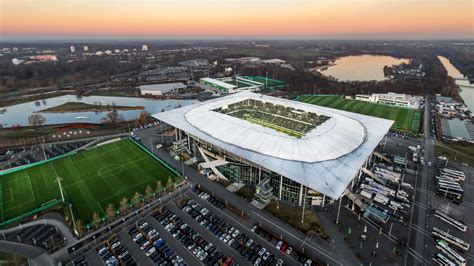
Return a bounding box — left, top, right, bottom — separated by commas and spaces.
296, 95, 422, 134
242, 76, 287, 88
0, 139, 177, 226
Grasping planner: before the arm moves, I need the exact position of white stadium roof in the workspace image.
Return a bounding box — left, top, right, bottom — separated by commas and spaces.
200, 77, 236, 90
153, 91, 393, 199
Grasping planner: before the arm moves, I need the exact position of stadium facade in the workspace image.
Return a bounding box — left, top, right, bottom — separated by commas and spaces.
153, 91, 393, 206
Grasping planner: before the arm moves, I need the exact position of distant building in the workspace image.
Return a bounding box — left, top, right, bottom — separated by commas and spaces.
12, 47, 18, 52
30, 55, 58, 62
11, 58, 24, 65
105, 50, 112, 55
83, 45, 89, 51
140, 82, 187, 96
261, 58, 286, 65
70, 46, 76, 53
355, 92, 421, 109
142, 44, 148, 51
114, 49, 120, 54
95, 51, 104, 56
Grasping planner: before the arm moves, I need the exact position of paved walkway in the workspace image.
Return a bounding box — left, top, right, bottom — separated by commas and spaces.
0, 240, 54, 265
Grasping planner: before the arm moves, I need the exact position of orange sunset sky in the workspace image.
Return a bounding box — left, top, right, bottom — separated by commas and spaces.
1, 0, 473, 39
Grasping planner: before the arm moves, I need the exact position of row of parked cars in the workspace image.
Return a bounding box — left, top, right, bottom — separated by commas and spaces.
252, 225, 313, 266
181, 198, 283, 266
128, 221, 185, 265
153, 207, 233, 265
97, 236, 136, 265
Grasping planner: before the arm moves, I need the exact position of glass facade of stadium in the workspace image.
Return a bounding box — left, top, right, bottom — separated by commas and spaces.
174, 128, 371, 206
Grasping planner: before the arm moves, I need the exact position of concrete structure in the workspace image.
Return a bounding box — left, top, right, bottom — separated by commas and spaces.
83, 46, 89, 51
139, 82, 187, 96
253, 178, 273, 207
200, 77, 263, 93
153, 91, 393, 206
355, 92, 421, 109
142, 44, 148, 51
200, 77, 237, 93
70, 46, 76, 53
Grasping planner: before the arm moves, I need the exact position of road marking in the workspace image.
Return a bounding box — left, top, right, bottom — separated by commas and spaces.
250, 210, 342, 265
407, 248, 426, 265
412, 201, 431, 210
410, 224, 431, 237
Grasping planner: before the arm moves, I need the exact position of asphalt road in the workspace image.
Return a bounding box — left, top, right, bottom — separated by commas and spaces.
407, 95, 474, 264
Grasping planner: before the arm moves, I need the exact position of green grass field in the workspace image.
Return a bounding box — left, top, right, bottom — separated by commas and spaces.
0, 139, 177, 226
242, 76, 287, 88
224, 80, 254, 88
297, 95, 422, 134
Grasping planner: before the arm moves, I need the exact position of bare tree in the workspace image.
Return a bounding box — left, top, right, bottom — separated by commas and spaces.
28, 114, 46, 126
106, 203, 116, 220
101, 110, 123, 125
136, 111, 150, 126
145, 185, 153, 200
120, 197, 129, 213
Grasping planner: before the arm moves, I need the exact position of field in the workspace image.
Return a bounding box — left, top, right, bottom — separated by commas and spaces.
0, 139, 177, 226
223, 80, 254, 88
297, 95, 422, 134
242, 76, 287, 88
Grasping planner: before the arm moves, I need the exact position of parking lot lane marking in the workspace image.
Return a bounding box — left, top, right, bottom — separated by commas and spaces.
250, 210, 342, 266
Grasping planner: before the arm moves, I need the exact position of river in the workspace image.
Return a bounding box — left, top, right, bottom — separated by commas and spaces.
0, 95, 198, 128
437, 55, 474, 112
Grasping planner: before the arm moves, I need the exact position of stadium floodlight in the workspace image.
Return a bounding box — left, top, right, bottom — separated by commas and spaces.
55, 176, 65, 203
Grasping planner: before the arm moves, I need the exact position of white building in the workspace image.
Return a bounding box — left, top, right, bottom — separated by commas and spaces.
142, 44, 148, 51
70, 46, 76, 53
153, 91, 393, 205
83, 46, 89, 51
355, 92, 421, 109
140, 82, 187, 96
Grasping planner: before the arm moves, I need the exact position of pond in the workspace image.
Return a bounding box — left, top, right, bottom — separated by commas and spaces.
317, 54, 410, 82
0, 95, 199, 128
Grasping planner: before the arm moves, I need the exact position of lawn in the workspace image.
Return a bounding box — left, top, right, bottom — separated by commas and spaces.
0, 139, 178, 227
434, 141, 474, 166
296, 95, 422, 134
223, 79, 255, 89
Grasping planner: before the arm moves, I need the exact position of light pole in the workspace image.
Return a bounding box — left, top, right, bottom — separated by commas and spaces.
55, 176, 65, 203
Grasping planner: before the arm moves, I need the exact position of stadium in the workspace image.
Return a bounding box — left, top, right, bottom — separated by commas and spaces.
153, 91, 393, 206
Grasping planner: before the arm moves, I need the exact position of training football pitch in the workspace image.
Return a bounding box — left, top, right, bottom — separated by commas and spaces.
297, 95, 422, 134
0, 139, 177, 226
242, 76, 287, 88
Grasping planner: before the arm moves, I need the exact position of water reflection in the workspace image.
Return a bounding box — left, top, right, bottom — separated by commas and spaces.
318, 54, 410, 82
0, 95, 198, 127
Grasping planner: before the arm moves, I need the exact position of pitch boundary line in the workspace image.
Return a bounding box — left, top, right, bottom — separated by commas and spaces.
63, 156, 148, 189
70, 144, 121, 164
0, 182, 3, 222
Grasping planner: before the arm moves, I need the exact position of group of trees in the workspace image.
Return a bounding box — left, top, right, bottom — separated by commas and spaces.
76, 177, 173, 234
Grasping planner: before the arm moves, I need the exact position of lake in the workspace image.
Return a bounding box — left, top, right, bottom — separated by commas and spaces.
437, 55, 474, 112
0, 95, 198, 128
318, 54, 410, 82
